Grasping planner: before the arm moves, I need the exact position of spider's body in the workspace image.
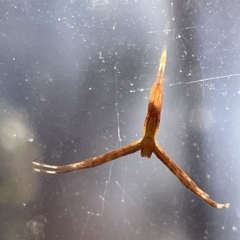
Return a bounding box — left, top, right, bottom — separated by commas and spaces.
141, 49, 166, 158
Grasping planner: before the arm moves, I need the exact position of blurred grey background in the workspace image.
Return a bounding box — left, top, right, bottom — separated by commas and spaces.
0, 0, 240, 239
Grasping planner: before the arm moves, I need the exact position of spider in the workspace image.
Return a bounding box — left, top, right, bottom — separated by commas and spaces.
33, 47, 229, 209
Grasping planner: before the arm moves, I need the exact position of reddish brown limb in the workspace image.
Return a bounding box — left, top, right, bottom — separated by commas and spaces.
154, 143, 230, 209
33, 139, 141, 174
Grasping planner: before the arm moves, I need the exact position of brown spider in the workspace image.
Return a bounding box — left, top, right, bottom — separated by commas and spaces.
33, 47, 229, 209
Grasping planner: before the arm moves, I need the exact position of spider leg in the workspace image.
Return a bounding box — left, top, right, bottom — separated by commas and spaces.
33, 139, 142, 174
154, 143, 230, 209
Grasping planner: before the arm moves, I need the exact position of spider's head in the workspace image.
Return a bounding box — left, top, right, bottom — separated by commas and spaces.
140, 136, 155, 158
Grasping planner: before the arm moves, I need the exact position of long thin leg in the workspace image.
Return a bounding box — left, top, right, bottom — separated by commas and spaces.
33, 139, 142, 174
154, 143, 230, 209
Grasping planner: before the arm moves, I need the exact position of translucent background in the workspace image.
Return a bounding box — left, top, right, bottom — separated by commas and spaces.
1, 0, 240, 239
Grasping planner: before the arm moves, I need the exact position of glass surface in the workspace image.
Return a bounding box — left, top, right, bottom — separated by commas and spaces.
0, 0, 239, 239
